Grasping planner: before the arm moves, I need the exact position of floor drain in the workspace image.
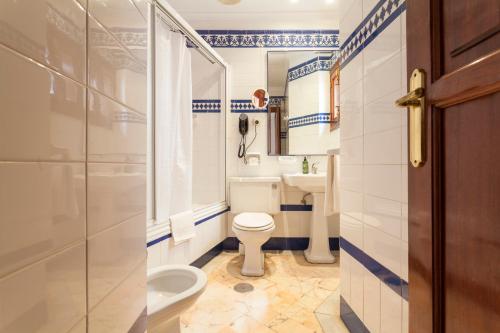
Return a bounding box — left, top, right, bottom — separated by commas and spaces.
233, 282, 254, 293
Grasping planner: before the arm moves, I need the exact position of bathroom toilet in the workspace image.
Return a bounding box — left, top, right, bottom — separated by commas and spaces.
229, 177, 281, 276
147, 265, 207, 333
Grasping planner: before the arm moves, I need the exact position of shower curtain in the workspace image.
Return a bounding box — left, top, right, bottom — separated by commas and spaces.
155, 17, 193, 223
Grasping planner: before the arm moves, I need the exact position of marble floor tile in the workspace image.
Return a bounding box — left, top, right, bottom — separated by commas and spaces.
181, 250, 348, 333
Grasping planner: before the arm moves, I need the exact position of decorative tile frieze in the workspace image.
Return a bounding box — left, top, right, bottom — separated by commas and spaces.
289, 113, 331, 128
196, 30, 340, 48
340, 0, 406, 68
287, 54, 338, 82
230, 99, 267, 113
192, 99, 222, 113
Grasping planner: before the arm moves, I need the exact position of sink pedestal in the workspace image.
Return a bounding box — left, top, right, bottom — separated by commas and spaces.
304, 192, 336, 264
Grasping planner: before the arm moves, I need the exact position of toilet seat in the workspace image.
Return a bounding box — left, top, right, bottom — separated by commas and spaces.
233, 212, 274, 231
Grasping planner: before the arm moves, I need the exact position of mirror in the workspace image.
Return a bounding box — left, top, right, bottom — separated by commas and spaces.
251, 88, 269, 109
267, 51, 340, 156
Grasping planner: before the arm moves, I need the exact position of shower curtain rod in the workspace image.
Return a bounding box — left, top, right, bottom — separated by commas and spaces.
154, 0, 218, 65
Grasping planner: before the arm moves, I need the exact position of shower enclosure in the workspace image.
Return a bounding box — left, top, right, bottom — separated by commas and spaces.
147, 1, 228, 241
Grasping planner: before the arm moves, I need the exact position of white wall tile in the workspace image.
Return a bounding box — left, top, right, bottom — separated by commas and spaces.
340, 249, 351, 303
87, 163, 146, 236
380, 283, 402, 333
402, 299, 409, 333
88, 0, 148, 64
0, 46, 86, 162
147, 243, 162, 269
340, 55, 363, 93
0, 244, 86, 333
340, 165, 363, 192
401, 203, 408, 242
340, 1, 407, 332
363, 224, 401, 276
363, 195, 402, 239
87, 90, 147, 163
363, 50, 402, 105
87, 214, 146, 309
340, 214, 363, 250
0, 0, 86, 82
339, 0, 363, 43
364, 128, 402, 165
364, 165, 402, 202
340, 80, 364, 140
363, 268, 381, 333
340, 136, 363, 165
68, 318, 86, 333
401, 165, 408, 203
341, 190, 363, 221
350, 257, 365, 321
88, 260, 146, 333
88, 16, 147, 113
401, 240, 408, 282
363, 16, 401, 77
363, 0, 380, 17
0, 162, 85, 277
364, 90, 402, 135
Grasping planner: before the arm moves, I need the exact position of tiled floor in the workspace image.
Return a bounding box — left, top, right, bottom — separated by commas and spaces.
181, 251, 349, 333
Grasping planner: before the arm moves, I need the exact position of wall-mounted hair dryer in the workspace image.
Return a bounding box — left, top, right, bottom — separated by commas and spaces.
237, 113, 258, 161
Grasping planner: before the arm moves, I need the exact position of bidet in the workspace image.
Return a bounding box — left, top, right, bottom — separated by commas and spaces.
147, 265, 207, 333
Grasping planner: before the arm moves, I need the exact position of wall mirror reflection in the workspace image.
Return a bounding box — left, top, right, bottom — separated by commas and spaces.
267, 51, 340, 156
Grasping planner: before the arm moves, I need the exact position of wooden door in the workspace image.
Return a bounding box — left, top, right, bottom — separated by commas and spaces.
406, 0, 500, 332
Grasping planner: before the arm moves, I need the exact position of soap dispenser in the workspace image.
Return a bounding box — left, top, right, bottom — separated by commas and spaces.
302, 156, 309, 174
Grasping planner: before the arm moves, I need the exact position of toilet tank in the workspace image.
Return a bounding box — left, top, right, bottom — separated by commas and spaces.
229, 177, 281, 214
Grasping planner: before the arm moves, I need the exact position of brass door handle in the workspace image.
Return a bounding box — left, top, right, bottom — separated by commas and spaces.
395, 87, 425, 107
396, 69, 426, 168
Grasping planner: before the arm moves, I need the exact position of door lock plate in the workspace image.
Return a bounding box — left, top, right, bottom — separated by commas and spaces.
396, 69, 426, 168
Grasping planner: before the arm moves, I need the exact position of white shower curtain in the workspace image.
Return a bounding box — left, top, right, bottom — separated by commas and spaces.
155, 17, 193, 224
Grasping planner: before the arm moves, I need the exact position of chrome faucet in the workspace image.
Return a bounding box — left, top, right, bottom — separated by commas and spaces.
311, 162, 319, 174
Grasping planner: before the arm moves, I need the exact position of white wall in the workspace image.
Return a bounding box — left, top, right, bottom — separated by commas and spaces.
339, 0, 408, 332
191, 50, 226, 206
147, 213, 226, 268
288, 58, 335, 155
218, 45, 340, 239
0, 0, 149, 332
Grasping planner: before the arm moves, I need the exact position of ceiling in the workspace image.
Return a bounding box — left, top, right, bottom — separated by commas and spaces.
167, 0, 340, 29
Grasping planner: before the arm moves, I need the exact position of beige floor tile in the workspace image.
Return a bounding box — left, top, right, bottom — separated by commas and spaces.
182, 251, 343, 333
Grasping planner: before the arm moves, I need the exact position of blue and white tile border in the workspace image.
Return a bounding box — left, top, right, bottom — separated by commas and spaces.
147, 207, 230, 247
340, 0, 406, 69
288, 55, 335, 82
340, 237, 408, 301
196, 30, 340, 48
289, 113, 331, 128
230, 99, 268, 113
192, 99, 222, 113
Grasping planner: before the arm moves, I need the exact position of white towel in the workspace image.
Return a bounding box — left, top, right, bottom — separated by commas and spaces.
324, 154, 340, 216
170, 210, 195, 245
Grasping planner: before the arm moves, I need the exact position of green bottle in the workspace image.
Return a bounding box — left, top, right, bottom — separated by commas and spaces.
302, 157, 309, 174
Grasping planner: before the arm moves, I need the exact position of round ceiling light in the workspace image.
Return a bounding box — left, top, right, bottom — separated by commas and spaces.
218, 0, 241, 5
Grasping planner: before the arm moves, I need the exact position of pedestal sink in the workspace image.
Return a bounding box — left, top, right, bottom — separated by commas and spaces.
282, 173, 335, 264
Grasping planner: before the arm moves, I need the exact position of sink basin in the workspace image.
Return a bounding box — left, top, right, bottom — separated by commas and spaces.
282, 172, 326, 193
282, 172, 335, 264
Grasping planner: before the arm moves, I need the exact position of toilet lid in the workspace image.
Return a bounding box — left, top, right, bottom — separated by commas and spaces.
233, 212, 274, 229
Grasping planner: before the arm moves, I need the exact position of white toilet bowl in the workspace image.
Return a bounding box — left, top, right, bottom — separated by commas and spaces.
147, 265, 207, 333
232, 212, 275, 276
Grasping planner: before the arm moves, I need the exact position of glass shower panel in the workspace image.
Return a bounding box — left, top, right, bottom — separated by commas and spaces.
190, 50, 226, 209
